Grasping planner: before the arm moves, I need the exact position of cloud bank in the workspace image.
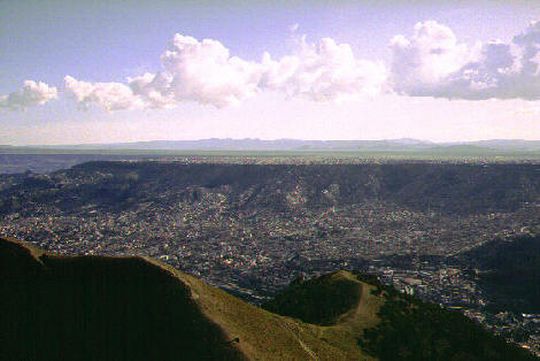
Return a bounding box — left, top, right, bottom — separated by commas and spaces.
390, 20, 540, 100
4, 20, 540, 111
64, 33, 386, 110
0, 80, 58, 110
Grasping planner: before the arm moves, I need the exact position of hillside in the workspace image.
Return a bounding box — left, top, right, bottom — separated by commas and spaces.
2, 161, 538, 216
1, 237, 537, 361
264, 272, 538, 361
358, 283, 538, 361
457, 234, 540, 313
0, 237, 374, 361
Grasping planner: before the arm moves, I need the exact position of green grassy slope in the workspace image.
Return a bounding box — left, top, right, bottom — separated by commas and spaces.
1, 238, 536, 361
358, 283, 538, 361
0, 237, 247, 361
0, 238, 374, 361
264, 271, 538, 361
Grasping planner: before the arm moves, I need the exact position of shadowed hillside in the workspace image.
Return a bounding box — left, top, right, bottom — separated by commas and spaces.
1, 162, 538, 216
0, 237, 247, 361
358, 283, 538, 361
263, 271, 364, 325
265, 270, 538, 361
457, 234, 540, 313
1, 237, 537, 361
0, 237, 374, 361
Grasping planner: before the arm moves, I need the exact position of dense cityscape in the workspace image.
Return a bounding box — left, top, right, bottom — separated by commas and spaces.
0, 159, 538, 355
3, 1, 540, 359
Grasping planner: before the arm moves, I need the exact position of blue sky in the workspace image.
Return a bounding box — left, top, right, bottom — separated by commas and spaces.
1, 1, 540, 144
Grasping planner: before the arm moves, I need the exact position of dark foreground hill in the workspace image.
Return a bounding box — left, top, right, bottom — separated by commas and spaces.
1, 238, 536, 361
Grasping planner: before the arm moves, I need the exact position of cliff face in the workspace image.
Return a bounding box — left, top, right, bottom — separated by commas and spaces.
1, 162, 538, 216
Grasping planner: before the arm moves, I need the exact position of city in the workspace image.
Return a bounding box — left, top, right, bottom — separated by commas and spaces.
1, 159, 538, 355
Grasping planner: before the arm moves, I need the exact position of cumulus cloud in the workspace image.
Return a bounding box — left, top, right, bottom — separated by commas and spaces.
65, 34, 267, 109
21, 20, 540, 111
65, 32, 386, 110
64, 76, 144, 111
145, 34, 264, 107
261, 36, 387, 102
0, 80, 58, 110
126, 72, 176, 109
389, 21, 473, 96
391, 20, 540, 100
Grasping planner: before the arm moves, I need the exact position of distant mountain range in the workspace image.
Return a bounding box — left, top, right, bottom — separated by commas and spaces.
2, 138, 540, 153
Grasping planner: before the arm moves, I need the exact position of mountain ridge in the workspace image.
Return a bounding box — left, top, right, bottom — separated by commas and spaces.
1, 237, 537, 361
0, 236, 376, 361
4, 138, 540, 152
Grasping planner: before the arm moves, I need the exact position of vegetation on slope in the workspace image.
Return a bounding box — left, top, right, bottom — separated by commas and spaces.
458, 234, 540, 313
0, 237, 247, 361
358, 283, 538, 361
265, 270, 537, 361
1, 162, 538, 217
0, 238, 374, 361
262, 271, 362, 325
1, 237, 537, 361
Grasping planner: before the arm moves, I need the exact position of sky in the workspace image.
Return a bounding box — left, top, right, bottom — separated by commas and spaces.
1, 0, 540, 145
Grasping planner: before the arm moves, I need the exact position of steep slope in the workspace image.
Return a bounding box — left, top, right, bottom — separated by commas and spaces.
0, 237, 247, 361
1, 162, 538, 216
358, 282, 539, 361
0, 237, 373, 361
263, 271, 385, 358
265, 272, 538, 361
263, 271, 365, 325
456, 234, 540, 313
1, 237, 536, 361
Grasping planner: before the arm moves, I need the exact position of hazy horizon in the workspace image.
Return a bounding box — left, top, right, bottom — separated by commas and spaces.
4, 137, 540, 149
1, 1, 540, 145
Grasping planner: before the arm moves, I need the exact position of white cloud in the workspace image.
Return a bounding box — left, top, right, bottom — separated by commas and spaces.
64, 76, 144, 111
66, 34, 266, 110
152, 34, 264, 107
261, 36, 387, 102
391, 20, 540, 100
0, 80, 58, 110
65, 32, 386, 110
126, 72, 176, 109
389, 21, 472, 96
19, 21, 540, 111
